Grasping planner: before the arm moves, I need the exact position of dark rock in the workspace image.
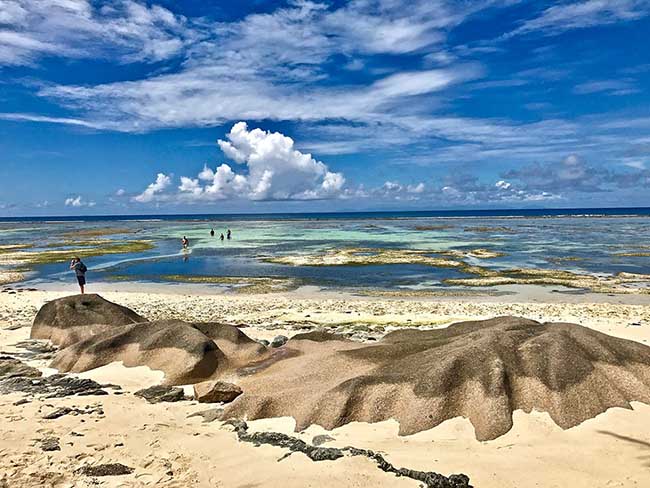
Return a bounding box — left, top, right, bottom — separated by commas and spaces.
13, 398, 30, 406
0, 355, 42, 379
32, 294, 147, 346
312, 434, 335, 446
193, 381, 242, 403
270, 335, 288, 348
43, 407, 73, 419
10, 340, 57, 360
258, 339, 270, 347
134, 385, 186, 403
290, 331, 347, 342
77, 463, 134, 477
230, 422, 471, 487
40, 437, 60, 452
0, 373, 110, 398
43, 405, 103, 419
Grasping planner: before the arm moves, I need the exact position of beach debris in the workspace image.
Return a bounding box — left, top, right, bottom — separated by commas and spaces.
39, 437, 61, 452
76, 463, 134, 477
227, 420, 471, 488
193, 381, 242, 403
270, 335, 288, 348
224, 316, 650, 441
134, 385, 186, 403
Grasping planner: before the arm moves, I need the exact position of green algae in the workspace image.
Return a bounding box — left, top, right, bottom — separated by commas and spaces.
60, 227, 133, 238
546, 256, 585, 264
0, 244, 33, 254
463, 226, 516, 234
15, 240, 155, 265
414, 225, 453, 231
43, 239, 113, 248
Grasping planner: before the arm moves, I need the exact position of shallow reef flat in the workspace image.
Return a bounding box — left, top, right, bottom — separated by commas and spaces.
444, 268, 650, 294
263, 247, 502, 267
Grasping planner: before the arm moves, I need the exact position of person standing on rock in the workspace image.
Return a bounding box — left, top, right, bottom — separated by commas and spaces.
70, 257, 87, 294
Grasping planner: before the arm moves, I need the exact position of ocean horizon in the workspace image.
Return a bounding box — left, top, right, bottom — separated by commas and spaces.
3, 206, 650, 223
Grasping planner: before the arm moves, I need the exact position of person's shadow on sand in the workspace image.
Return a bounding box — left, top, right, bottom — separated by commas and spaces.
598, 430, 650, 468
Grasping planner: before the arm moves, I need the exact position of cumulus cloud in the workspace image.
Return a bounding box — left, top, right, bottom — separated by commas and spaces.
135, 123, 346, 204
64, 195, 95, 207
133, 173, 171, 203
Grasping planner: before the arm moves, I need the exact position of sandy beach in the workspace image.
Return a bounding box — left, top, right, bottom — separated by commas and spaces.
1, 285, 649, 487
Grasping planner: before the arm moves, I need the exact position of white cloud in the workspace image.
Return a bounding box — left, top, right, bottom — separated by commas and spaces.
133, 173, 171, 203
0, 0, 192, 66
136, 123, 346, 204
0, 112, 101, 128
573, 79, 639, 96
64, 195, 95, 207
505, 0, 650, 38
115, 188, 126, 196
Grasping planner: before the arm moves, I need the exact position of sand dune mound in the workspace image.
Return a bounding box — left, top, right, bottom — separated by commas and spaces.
32, 294, 146, 345
225, 316, 650, 440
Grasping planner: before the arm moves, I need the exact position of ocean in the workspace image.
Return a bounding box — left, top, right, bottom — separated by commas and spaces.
2, 208, 650, 293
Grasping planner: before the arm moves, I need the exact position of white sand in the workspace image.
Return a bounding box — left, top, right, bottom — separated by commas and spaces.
1, 287, 649, 487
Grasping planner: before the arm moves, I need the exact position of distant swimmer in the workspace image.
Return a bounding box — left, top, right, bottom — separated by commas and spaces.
210, 228, 215, 237
220, 233, 225, 241
227, 229, 232, 240
182, 236, 189, 249
70, 257, 87, 294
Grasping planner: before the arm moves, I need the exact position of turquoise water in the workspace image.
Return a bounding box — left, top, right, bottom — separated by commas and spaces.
2, 214, 650, 291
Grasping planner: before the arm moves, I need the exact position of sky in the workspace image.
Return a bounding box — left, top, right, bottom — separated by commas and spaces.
1, 0, 650, 216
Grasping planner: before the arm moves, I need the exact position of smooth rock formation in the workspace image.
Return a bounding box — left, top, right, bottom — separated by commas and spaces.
194, 380, 242, 403
52, 320, 226, 385
224, 316, 650, 441
32, 294, 146, 346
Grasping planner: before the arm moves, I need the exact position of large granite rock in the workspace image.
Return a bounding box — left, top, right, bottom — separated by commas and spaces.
32, 294, 146, 346
52, 320, 227, 385
224, 316, 650, 441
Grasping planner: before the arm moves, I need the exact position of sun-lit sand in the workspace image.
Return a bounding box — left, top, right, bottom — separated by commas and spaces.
1, 285, 649, 487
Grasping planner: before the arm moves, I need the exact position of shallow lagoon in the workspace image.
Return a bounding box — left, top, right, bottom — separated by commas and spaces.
2, 214, 650, 293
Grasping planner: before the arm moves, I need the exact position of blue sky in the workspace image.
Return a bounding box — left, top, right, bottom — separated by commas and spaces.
1, 0, 650, 216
